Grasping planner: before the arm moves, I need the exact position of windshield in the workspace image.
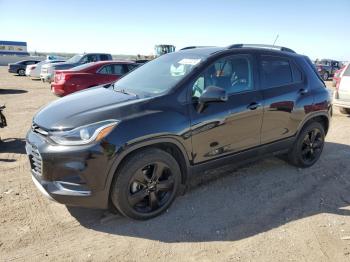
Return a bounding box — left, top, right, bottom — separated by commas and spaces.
66, 54, 83, 64
113, 52, 206, 95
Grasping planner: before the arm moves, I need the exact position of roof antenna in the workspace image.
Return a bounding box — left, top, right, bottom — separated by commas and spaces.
272, 34, 279, 46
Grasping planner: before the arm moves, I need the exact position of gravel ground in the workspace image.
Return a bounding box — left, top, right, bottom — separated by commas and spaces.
1, 66, 350, 261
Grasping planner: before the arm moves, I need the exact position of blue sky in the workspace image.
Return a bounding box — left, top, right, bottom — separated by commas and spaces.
1, 0, 349, 60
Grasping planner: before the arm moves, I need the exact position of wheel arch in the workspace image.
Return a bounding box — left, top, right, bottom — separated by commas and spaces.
296, 112, 330, 136
105, 137, 191, 194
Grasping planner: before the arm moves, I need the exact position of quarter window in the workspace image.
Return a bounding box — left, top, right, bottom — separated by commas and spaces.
192, 55, 254, 98
291, 62, 303, 82
113, 64, 125, 75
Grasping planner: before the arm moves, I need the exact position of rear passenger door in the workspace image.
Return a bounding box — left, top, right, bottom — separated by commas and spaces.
259, 55, 312, 144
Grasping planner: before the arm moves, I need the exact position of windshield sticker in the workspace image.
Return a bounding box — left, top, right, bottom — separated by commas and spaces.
178, 58, 201, 66
170, 64, 186, 76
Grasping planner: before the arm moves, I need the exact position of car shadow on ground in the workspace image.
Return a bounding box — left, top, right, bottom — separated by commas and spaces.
0, 138, 26, 155
67, 141, 350, 243
0, 88, 27, 94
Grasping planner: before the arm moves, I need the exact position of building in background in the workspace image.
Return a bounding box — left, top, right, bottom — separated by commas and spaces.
0, 41, 30, 56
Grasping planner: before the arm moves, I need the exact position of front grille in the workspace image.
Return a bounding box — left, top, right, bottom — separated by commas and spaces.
32, 123, 48, 136
29, 145, 42, 176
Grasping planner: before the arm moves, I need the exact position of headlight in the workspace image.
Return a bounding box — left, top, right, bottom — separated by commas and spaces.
49, 120, 119, 146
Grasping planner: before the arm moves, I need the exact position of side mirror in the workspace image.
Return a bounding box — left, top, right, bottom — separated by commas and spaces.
197, 86, 228, 112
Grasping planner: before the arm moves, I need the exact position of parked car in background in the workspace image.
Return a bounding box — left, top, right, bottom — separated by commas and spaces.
51, 61, 140, 96
8, 60, 41, 76
333, 63, 350, 114
26, 59, 66, 79
26, 44, 331, 220
332, 66, 345, 87
40, 53, 112, 82
315, 59, 341, 81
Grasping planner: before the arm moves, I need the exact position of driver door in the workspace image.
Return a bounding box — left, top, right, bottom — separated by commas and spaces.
189, 54, 264, 164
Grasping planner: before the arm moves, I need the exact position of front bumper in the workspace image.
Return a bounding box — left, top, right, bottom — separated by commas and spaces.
26, 130, 115, 209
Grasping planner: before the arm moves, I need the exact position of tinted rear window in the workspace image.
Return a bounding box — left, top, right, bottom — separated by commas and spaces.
100, 54, 110, 61
291, 61, 302, 82
260, 56, 293, 88
344, 64, 350, 77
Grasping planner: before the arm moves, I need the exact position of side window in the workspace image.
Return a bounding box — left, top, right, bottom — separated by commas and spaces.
291, 61, 303, 82
26, 61, 35, 65
260, 56, 293, 88
99, 65, 113, 75
113, 64, 125, 75
100, 54, 110, 61
81, 55, 98, 64
192, 55, 254, 98
87, 55, 98, 63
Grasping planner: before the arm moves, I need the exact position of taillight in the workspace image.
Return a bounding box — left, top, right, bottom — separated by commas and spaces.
30, 66, 36, 70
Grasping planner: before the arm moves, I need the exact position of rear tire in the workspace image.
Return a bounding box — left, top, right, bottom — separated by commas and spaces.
288, 122, 325, 168
110, 148, 181, 220
18, 69, 25, 76
339, 107, 350, 115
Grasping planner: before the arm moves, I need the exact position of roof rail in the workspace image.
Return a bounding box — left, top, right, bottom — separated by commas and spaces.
227, 44, 296, 53
180, 46, 216, 50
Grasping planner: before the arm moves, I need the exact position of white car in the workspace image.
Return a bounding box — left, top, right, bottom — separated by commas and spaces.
26, 60, 65, 79
333, 62, 350, 114
40, 63, 55, 82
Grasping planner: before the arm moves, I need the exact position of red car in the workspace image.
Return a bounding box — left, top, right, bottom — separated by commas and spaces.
51, 61, 139, 96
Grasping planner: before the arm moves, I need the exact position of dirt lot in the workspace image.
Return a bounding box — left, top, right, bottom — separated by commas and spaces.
1, 66, 350, 262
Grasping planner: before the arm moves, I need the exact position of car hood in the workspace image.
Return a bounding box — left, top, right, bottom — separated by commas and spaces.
33, 86, 142, 130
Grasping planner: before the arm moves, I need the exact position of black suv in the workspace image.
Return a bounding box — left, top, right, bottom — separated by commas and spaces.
26, 44, 332, 220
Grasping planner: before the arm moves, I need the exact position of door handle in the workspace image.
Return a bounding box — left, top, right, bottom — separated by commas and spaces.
299, 88, 308, 95
247, 102, 262, 110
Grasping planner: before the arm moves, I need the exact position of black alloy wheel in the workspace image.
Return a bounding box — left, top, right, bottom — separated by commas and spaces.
288, 122, 325, 168
128, 162, 175, 213
111, 148, 181, 220
300, 128, 323, 165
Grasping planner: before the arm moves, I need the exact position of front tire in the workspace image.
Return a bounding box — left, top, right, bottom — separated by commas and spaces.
339, 107, 350, 115
110, 148, 181, 220
288, 122, 325, 168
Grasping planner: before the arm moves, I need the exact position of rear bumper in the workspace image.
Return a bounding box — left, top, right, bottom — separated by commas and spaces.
51, 83, 66, 96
